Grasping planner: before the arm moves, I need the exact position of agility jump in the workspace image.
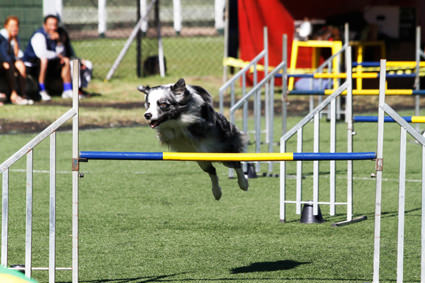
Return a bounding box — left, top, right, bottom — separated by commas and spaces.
79, 151, 376, 161
289, 89, 425, 95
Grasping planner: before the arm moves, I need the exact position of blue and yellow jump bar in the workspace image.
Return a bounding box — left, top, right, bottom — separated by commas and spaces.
287, 73, 416, 79
354, 116, 425, 123
79, 151, 376, 161
289, 89, 425, 96
352, 61, 425, 67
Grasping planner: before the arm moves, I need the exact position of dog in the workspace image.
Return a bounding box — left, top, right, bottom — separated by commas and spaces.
138, 78, 248, 200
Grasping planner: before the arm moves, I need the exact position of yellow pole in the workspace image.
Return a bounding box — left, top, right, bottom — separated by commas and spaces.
288, 40, 299, 91
324, 89, 415, 95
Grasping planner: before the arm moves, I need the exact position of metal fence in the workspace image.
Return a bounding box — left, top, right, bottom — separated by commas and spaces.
62, 0, 225, 80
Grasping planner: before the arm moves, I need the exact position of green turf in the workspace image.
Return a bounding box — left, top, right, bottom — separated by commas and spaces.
1, 113, 424, 283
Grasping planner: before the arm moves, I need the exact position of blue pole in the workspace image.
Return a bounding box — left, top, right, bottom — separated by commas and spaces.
79, 151, 164, 160
293, 152, 376, 160
353, 116, 413, 123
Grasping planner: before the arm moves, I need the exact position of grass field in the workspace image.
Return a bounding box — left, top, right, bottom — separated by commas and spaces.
1, 112, 424, 282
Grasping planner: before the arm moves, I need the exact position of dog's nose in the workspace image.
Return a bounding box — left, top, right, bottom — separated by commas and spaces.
144, 113, 152, 120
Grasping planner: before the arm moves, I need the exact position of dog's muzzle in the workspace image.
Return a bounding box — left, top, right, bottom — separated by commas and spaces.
144, 112, 162, 128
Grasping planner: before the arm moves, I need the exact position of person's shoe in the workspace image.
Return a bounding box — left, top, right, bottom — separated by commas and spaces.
0, 93, 6, 102
11, 95, 32, 105
39, 90, 51, 101
61, 90, 73, 99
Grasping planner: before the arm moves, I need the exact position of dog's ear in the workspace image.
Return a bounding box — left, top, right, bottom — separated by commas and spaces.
137, 85, 150, 95
171, 78, 190, 104
171, 78, 186, 96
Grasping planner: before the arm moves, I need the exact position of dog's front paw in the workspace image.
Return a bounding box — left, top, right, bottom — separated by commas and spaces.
212, 185, 222, 200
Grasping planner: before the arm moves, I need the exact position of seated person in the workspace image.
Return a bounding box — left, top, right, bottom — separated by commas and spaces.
56, 26, 92, 97
23, 14, 73, 100
295, 78, 332, 91
0, 16, 32, 105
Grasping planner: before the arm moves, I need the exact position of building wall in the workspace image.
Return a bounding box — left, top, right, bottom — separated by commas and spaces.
0, 0, 43, 47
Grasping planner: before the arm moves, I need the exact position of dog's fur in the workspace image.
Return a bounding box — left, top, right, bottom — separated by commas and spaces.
139, 78, 248, 200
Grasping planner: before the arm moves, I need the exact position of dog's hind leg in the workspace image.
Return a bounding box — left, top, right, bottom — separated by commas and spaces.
197, 161, 222, 200
235, 167, 249, 191
224, 162, 249, 191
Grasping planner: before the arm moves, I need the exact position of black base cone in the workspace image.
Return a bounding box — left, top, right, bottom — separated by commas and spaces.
246, 163, 257, 178
300, 203, 324, 224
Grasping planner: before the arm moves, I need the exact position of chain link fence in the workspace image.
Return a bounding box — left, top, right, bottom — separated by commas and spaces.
61, 0, 225, 80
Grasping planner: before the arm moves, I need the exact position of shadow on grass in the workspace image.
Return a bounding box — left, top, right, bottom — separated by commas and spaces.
59, 272, 186, 283
230, 260, 310, 274
358, 207, 422, 221
60, 268, 413, 282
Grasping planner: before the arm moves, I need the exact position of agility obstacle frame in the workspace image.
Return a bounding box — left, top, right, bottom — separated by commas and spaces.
228, 36, 287, 176
279, 41, 371, 226
219, 27, 269, 176
373, 59, 425, 283
281, 25, 425, 125
0, 61, 80, 283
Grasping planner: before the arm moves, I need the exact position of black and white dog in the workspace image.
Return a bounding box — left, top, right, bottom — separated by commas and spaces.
138, 78, 248, 200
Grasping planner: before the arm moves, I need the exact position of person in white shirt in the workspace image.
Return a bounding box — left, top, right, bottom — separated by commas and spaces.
23, 15, 72, 100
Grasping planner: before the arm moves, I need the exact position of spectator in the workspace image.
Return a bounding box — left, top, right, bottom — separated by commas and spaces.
23, 14, 73, 100
56, 26, 92, 97
0, 16, 33, 105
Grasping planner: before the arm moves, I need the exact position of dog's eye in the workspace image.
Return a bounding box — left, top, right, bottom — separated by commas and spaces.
158, 102, 169, 110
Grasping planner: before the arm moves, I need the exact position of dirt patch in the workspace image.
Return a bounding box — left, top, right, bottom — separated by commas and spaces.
39, 99, 145, 109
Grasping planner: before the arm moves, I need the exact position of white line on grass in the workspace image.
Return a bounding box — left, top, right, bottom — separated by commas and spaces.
8, 168, 420, 182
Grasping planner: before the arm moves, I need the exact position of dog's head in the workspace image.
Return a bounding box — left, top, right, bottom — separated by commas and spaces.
138, 78, 192, 129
